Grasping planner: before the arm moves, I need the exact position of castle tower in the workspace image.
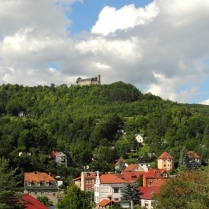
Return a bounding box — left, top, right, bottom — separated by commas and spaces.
97, 75, 101, 84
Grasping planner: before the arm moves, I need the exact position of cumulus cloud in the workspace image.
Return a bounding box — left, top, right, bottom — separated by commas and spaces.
0, 0, 209, 103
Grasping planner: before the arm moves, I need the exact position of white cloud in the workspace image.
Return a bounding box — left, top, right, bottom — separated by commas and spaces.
91, 3, 159, 35
201, 99, 209, 105
0, 0, 209, 103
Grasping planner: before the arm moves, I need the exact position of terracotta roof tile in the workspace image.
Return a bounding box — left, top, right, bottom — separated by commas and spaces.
123, 164, 138, 172
158, 152, 174, 159
187, 151, 201, 159
140, 186, 160, 200
24, 172, 55, 183
144, 169, 168, 178
20, 194, 49, 209
100, 174, 127, 184
151, 179, 167, 187
98, 199, 112, 206
122, 171, 145, 182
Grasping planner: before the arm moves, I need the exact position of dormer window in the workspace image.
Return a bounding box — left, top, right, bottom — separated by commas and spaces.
45, 182, 49, 186
28, 182, 31, 186
36, 182, 40, 186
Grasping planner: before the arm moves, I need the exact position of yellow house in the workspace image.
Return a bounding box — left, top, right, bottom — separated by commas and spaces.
157, 152, 174, 171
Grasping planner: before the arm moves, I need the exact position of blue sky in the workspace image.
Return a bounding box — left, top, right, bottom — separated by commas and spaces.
69, 0, 153, 34
0, 0, 209, 104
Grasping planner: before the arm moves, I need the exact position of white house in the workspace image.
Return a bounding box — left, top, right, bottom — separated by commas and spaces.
94, 171, 129, 208
135, 134, 145, 144
137, 157, 151, 172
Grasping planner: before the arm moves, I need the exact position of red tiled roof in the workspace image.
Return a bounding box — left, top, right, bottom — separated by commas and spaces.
140, 186, 160, 200
151, 179, 167, 187
114, 159, 126, 166
50, 151, 60, 159
100, 174, 127, 184
83, 172, 96, 178
24, 172, 55, 183
144, 169, 168, 178
123, 164, 138, 172
136, 186, 150, 194
98, 199, 112, 206
187, 151, 201, 159
158, 152, 174, 159
71, 176, 81, 182
122, 171, 145, 182
20, 194, 49, 209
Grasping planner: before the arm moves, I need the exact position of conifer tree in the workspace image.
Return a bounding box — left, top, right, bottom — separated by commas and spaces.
121, 183, 140, 205
0, 158, 23, 209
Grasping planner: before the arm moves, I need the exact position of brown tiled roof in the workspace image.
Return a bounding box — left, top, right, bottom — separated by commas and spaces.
100, 174, 127, 184
187, 151, 201, 159
122, 171, 145, 182
98, 199, 112, 206
24, 172, 55, 183
83, 172, 96, 179
158, 152, 174, 159
71, 176, 81, 182
50, 151, 60, 159
123, 164, 138, 172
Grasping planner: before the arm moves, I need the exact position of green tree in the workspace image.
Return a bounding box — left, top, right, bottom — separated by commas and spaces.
121, 183, 140, 206
153, 169, 209, 209
0, 158, 23, 209
37, 196, 53, 206
56, 185, 91, 209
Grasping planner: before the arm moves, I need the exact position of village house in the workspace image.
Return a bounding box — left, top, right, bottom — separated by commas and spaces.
157, 152, 174, 171
94, 171, 129, 208
187, 151, 202, 166
137, 156, 151, 172
24, 172, 58, 205
135, 133, 145, 144
123, 164, 145, 172
50, 151, 73, 167
143, 168, 169, 187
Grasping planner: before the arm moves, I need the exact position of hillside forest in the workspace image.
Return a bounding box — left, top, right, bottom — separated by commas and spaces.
1, 81, 209, 184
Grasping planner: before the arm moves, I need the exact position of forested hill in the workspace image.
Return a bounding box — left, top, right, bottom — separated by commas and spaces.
0, 82, 209, 179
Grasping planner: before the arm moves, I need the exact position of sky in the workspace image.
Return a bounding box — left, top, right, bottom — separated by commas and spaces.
0, 0, 209, 104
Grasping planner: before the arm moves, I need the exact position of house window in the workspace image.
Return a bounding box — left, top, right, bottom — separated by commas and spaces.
113, 188, 119, 193
48, 191, 51, 195
41, 191, 44, 194
114, 198, 119, 201
164, 164, 166, 167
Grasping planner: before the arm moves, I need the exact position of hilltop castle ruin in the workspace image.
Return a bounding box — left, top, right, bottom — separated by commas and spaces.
78, 75, 101, 86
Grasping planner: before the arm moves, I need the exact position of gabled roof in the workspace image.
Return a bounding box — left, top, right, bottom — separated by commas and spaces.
140, 186, 160, 200
122, 171, 145, 182
24, 172, 55, 182
98, 199, 112, 206
20, 194, 49, 209
114, 159, 126, 166
100, 174, 127, 184
158, 152, 174, 159
83, 172, 96, 179
50, 151, 60, 159
144, 169, 168, 178
187, 151, 201, 159
71, 176, 81, 182
123, 164, 138, 172
138, 156, 150, 163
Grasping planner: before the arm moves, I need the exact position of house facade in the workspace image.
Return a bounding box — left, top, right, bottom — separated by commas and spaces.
137, 157, 151, 172
81, 172, 96, 191
135, 133, 145, 144
94, 171, 129, 208
157, 152, 174, 171
143, 169, 169, 187
24, 172, 58, 205
50, 151, 72, 167
187, 151, 202, 166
